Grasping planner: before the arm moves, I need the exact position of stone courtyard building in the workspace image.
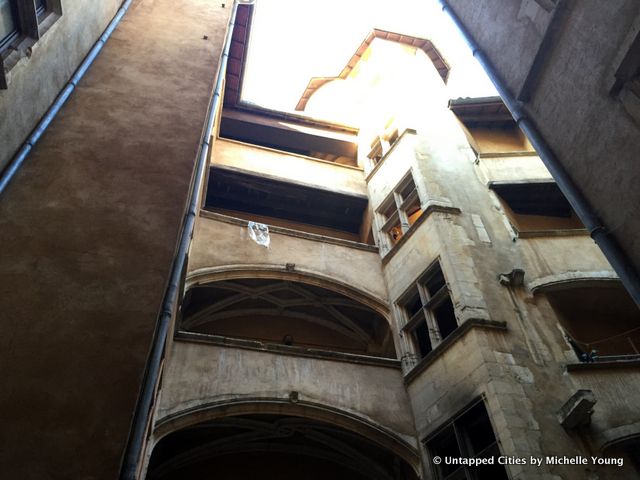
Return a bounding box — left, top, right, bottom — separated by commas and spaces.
0, 1, 638, 479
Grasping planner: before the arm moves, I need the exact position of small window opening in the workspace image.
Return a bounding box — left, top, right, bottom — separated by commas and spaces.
399, 261, 458, 361
377, 173, 423, 248
366, 127, 400, 168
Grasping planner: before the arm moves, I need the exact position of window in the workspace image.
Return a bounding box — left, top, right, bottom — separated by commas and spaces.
490, 181, 583, 235
399, 261, 457, 360
425, 400, 508, 480
0, 0, 61, 88
377, 172, 423, 248
366, 127, 399, 167
0, 0, 19, 52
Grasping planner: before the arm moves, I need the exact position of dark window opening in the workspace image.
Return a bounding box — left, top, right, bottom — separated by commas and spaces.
0, 0, 19, 52
219, 108, 358, 166
367, 128, 400, 168
148, 414, 419, 480
414, 320, 432, 358
434, 296, 457, 339
399, 262, 458, 361
205, 166, 371, 243
377, 173, 423, 248
490, 181, 584, 234
425, 400, 508, 480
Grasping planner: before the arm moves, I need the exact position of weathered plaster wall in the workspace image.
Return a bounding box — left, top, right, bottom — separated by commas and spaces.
0, 1, 231, 478
189, 214, 388, 303
155, 341, 416, 445
446, 0, 554, 98
0, 0, 121, 170
212, 139, 366, 197
477, 154, 553, 184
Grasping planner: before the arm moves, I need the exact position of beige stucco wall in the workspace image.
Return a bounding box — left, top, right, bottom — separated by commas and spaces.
156, 341, 416, 446
189, 214, 388, 303
0, 1, 231, 478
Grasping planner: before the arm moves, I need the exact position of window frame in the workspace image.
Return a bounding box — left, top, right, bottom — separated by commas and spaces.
399, 260, 458, 360
424, 398, 508, 480
0, 0, 62, 89
0, 0, 20, 52
376, 171, 423, 250
366, 127, 400, 169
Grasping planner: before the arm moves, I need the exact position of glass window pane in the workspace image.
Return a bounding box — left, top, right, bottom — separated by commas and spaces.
0, 0, 18, 50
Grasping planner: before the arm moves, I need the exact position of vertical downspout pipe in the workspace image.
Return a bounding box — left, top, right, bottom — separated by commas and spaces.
437, 0, 640, 306
0, 0, 134, 195
118, 4, 238, 479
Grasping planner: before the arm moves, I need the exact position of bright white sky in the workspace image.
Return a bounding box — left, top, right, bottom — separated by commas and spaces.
241, 0, 497, 113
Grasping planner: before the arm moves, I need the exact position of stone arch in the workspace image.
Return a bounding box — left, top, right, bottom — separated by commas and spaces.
528, 270, 619, 294
531, 274, 639, 359
181, 265, 395, 358
186, 264, 389, 316
149, 397, 420, 480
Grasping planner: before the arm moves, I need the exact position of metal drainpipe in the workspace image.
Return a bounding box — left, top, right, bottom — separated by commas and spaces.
0, 0, 134, 195
118, 4, 238, 479
437, 0, 640, 306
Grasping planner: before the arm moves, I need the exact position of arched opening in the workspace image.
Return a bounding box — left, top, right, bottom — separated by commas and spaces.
603, 435, 640, 475
180, 278, 396, 358
543, 282, 640, 361
147, 414, 419, 480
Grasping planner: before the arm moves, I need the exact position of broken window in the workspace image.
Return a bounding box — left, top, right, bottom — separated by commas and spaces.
425, 400, 508, 480
490, 181, 583, 235
399, 261, 457, 360
377, 172, 423, 248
